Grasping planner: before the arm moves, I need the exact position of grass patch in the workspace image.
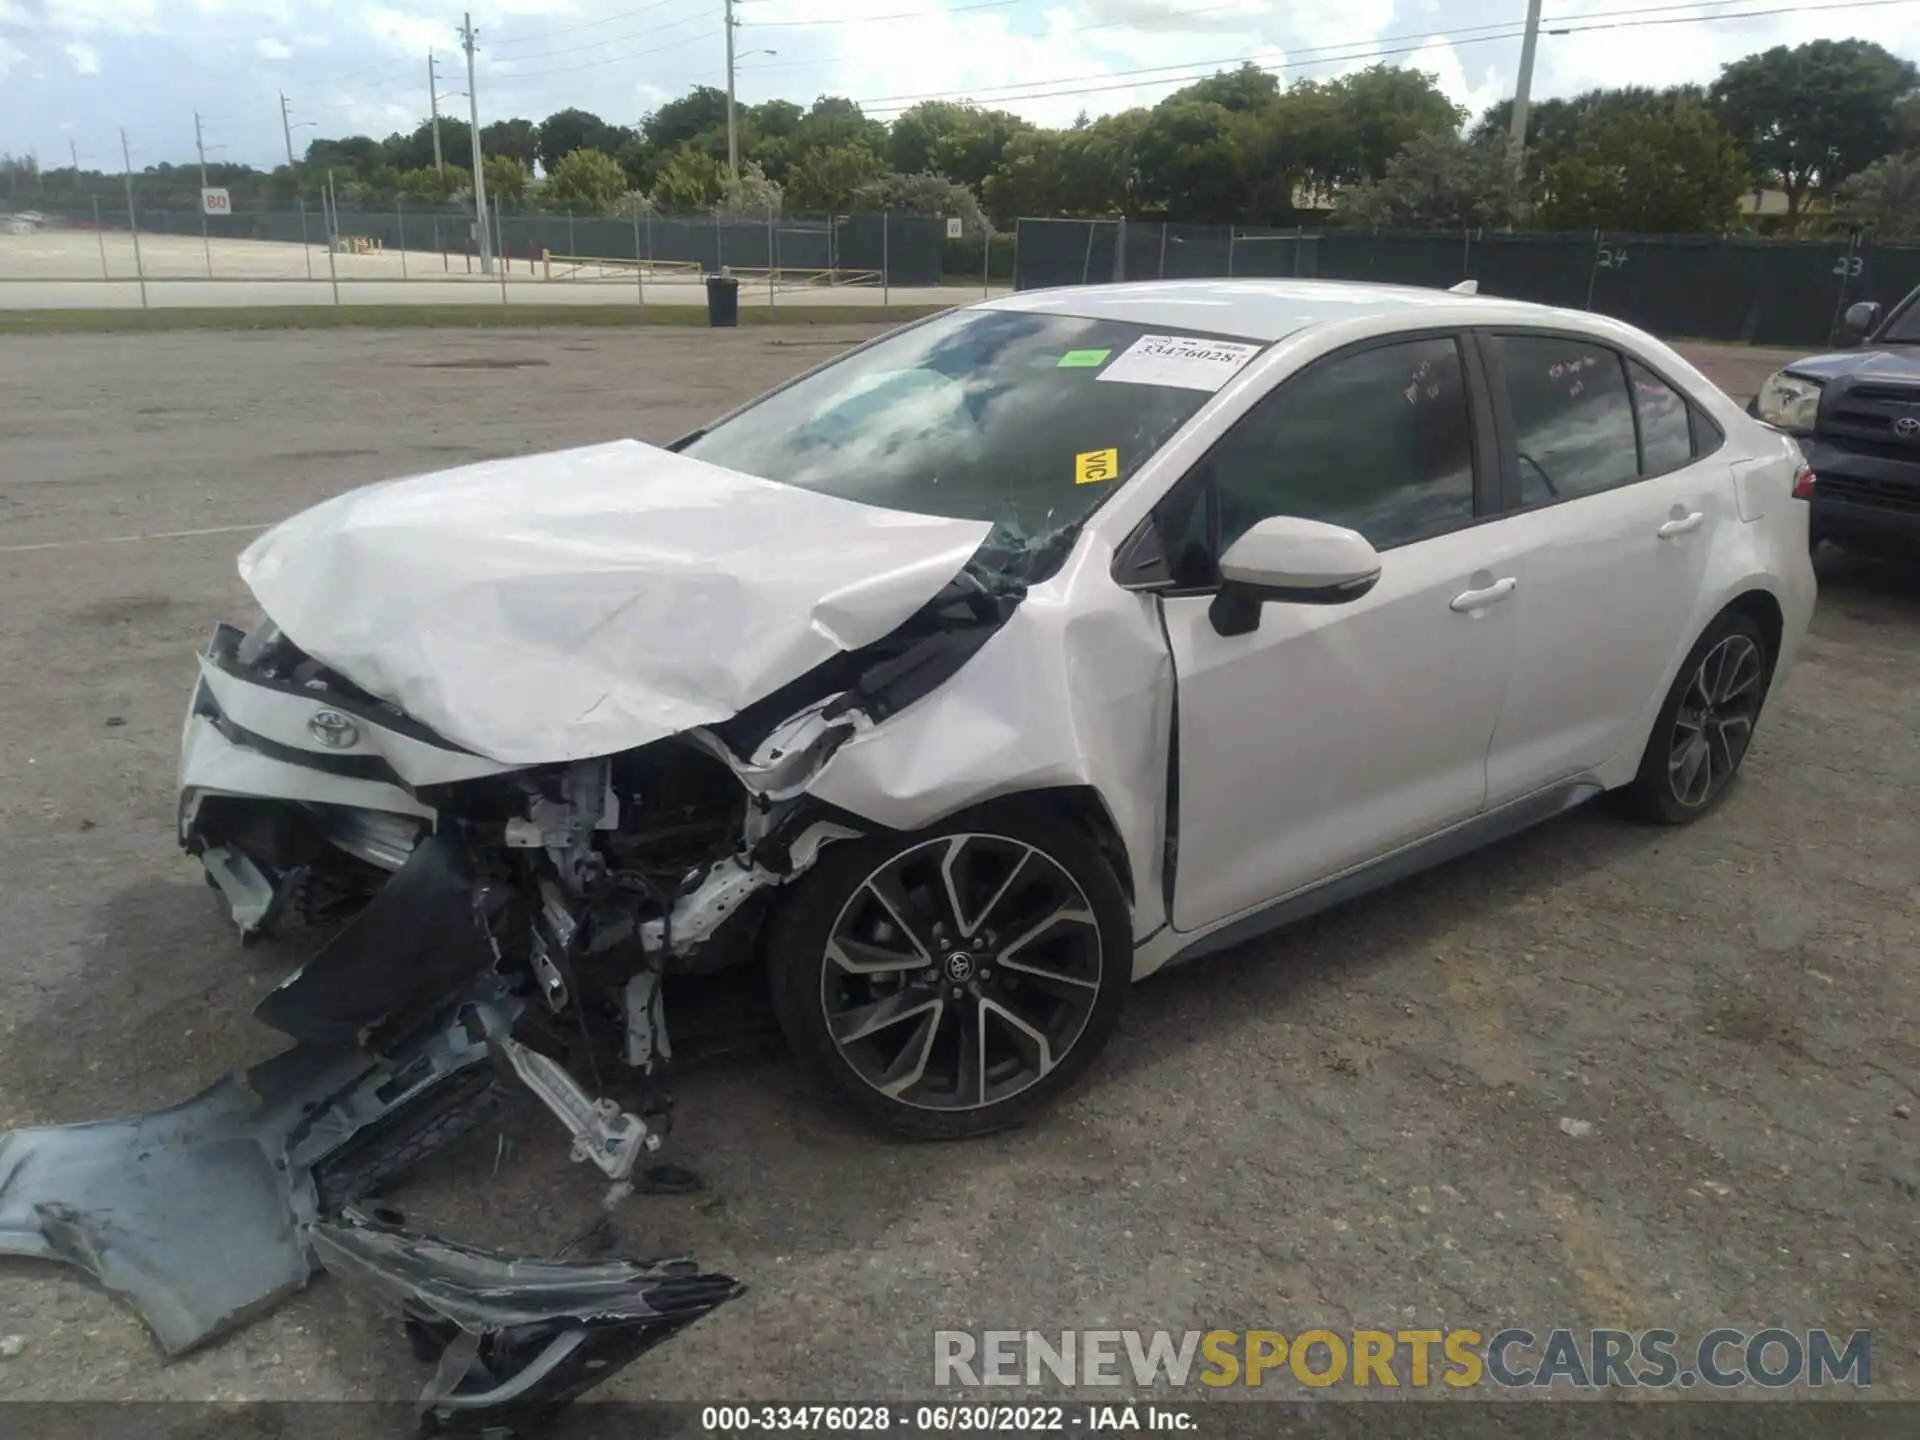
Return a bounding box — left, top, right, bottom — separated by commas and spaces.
0, 302, 953, 335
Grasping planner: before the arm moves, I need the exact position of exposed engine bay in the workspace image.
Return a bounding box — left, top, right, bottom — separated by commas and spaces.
0, 524, 1035, 1434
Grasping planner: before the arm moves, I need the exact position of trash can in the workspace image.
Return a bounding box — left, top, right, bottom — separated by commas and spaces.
705, 272, 740, 328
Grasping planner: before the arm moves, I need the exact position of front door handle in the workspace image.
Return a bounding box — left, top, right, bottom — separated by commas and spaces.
1450, 577, 1517, 612
1657, 510, 1705, 539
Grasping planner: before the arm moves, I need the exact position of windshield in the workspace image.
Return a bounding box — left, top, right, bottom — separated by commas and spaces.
681, 309, 1257, 549
1882, 292, 1920, 344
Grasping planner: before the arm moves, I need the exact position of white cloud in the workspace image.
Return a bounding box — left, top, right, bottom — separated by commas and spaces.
0, 36, 26, 78
62, 38, 97, 72
256, 36, 292, 59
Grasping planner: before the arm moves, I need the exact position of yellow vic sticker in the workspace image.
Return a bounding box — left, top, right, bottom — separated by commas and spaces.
1075, 447, 1119, 485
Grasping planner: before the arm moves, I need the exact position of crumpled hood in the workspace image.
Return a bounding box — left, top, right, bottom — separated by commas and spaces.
239, 440, 993, 765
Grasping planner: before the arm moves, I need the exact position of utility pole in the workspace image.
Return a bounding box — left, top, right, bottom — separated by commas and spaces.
280, 91, 298, 166
69, 138, 80, 172
193, 109, 214, 277
429, 53, 445, 172
1506, 0, 1544, 189
120, 128, 148, 309
459, 12, 492, 275
724, 0, 739, 178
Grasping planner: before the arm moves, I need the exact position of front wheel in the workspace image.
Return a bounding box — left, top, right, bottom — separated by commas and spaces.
765, 801, 1132, 1139
1621, 611, 1773, 824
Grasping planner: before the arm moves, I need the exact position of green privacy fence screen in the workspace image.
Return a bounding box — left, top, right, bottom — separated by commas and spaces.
1013, 217, 1920, 349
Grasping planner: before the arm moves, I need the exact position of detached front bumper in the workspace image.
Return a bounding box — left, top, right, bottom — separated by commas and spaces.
179, 622, 514, 936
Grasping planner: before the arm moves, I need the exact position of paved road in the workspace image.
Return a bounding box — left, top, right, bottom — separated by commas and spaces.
0, 329, 1912, 1412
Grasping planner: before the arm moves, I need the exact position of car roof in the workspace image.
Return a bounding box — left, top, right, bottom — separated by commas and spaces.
979, 278, 1562, 343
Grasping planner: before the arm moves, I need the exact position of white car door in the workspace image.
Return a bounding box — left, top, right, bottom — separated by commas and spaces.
1143, 333, 1525, 934
1473, 332, 1732, 804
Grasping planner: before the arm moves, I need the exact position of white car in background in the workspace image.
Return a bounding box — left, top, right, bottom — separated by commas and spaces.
177, 278, 1815, 1148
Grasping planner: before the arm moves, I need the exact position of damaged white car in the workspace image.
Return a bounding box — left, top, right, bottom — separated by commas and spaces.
2, 280, 1815, 1425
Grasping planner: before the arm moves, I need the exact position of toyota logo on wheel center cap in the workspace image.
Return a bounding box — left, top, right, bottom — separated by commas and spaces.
308, 709, 360, 749
943, 951, 977, 982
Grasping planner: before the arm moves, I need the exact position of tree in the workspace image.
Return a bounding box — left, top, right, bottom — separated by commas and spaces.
649, 146, 726, 212
1173, 63, 1281, 114
713, 160, 783, 217
1340, 132, 1521, 229
536, 109, 631, 173
888, 101, 1032, 189
1539, 95, 1749, 233
1711, 40, 1920, 233
483, 155, 532, 208
482, 119, 538, 168
385, 120, 468, 174
1838, 152, 1920, 241
643, 87, 732, 151
305, 135, 387, 180
1133, 100, 1245, 222
795, 97, 889, 158
853, 171, 987, 233
543, 147, 629, 214
1325, 65, 1464, 186
785, 144, 883, 211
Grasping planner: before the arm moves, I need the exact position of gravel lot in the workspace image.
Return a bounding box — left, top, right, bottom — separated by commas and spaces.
0, 327, 1914, 1414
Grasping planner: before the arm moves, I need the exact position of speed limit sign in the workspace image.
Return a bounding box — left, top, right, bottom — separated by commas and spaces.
201, 187, 231, 216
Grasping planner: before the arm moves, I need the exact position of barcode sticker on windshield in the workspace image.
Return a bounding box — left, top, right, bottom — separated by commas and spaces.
1097, 334, 1261, 392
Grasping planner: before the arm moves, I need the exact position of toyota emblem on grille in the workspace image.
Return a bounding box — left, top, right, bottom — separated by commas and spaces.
1896, 416, 1920, 440
308, 709, 360, 749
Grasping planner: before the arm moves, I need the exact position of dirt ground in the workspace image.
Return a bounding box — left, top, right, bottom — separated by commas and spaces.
0, 327, 1915, 1415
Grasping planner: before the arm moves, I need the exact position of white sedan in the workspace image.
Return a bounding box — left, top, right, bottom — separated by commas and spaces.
177, 278, 1816, 1146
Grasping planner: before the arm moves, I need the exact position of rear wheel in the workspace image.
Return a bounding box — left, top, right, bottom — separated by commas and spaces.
1621, 611, 1772, 824
766, 802, 1131, 1139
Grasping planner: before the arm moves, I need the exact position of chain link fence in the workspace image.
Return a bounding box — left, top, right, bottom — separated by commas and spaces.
0, 202, 959, 306
1013, 217, 1920, 350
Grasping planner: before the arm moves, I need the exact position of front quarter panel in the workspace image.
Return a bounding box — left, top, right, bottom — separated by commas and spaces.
803, 535, 1174, 948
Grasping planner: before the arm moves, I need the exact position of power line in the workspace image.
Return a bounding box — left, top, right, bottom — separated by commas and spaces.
733, 0, 1380, 73
483, 5, 716, 63
853, 0, 1920, 114
743, 0, 1023, 26
832, 0, 1754, 107
485, 27, 723, 83
488, 0, 701, 53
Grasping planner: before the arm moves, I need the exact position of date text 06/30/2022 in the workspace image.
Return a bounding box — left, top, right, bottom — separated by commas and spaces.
701, 1405, 1195, 1432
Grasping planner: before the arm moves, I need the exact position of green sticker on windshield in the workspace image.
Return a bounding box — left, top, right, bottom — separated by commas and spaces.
1058, 349, 1111, 368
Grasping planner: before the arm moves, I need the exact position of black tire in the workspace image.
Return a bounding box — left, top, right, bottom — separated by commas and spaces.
1620, 609, 1774, 825
765, 798, 1131, 1140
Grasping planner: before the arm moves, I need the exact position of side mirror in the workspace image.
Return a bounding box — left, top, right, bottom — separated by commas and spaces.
1209, 516, 1382, 637
1842, 301, 1882, 346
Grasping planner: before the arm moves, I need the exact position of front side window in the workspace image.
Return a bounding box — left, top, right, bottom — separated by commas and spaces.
1194, 336, 1477, 556
681, 309, 1240, 560
1492, 335, 1639, 506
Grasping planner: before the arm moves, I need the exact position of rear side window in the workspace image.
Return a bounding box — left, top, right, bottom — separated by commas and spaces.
1630, 361, 1693, 477
1199, 336, 1477, 553
1491, 335, 1639, 506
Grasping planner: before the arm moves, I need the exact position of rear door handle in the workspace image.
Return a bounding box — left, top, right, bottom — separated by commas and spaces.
1450, 577, 1517, 612
1657, 511, 1705, 539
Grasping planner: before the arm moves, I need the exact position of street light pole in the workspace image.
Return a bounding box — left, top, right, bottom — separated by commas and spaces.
459, 11, 492, 275
724, 0, 739, 178
429, 52, 445, 173
1506, 0, 1544, 189
193, 109, 214, 277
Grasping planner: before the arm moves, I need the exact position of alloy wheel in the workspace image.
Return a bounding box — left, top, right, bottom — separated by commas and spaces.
820, 833, 1104, 1112
1667, 633, 1764, 808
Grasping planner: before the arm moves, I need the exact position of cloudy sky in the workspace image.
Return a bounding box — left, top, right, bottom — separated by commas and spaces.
1, 0, 1916, 171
